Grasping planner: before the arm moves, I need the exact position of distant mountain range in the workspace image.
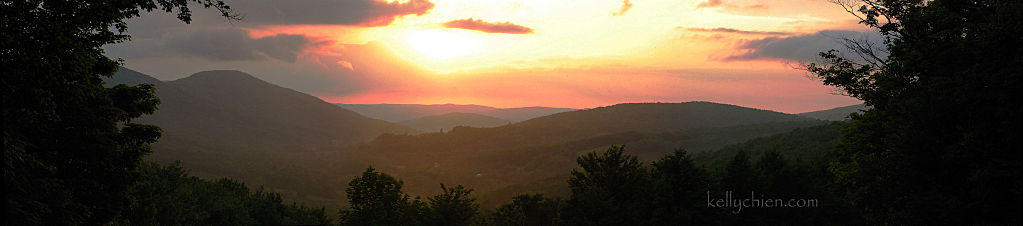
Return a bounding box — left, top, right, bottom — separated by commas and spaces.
398, 112, 512, 132
335, 103, 577, 122
351, 102, 827, 206
107, 67, 414, 154
108, 67, 857, 210
797, 103, 868, 121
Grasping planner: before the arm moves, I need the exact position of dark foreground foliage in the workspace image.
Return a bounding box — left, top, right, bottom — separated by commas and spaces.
806, 0, 1022, 224
339, 142, 860, 226
114, 162, 331, 225
339, 167, 480, 226
3, 0, 233, 224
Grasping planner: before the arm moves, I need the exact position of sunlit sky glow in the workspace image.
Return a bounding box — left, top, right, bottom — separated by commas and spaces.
106, 0, 873, 113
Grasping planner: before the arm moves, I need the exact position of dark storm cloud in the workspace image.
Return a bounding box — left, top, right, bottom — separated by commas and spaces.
724, 30, 885, 62
166, 28, 314, 62
686, 27, 793, 36
108, 0, 437, 64
442, 18, 534, 34
235, 0, 434, 26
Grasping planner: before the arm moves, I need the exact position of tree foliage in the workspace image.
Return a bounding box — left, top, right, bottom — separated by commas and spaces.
340, 167, 481, 226
491, 194, 563, 226
2, 0, 233, 224
648, 149, 712, 225
428, 184, 480, 226
114, 162, 331, 225
808, 0, 1022, 224
563, 145, 652, 225
340, 167, 417, 226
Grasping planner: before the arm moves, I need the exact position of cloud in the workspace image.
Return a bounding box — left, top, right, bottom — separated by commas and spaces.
697, 0, 723, 8
724, 30, 885, 62
696, 0, 768, 13
234, 0, 434, 27
442, 18, 534, 34
165, 28, 315, 62
686, 27, 793, 36
336, 60, 355, 71
612, 0, 634, 16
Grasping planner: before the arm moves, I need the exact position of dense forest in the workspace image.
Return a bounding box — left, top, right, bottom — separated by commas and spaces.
4, 0, 1020, 225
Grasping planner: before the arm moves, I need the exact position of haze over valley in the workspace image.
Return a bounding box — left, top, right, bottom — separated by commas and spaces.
9, 0, 1018, 224
107, 67, 861, 210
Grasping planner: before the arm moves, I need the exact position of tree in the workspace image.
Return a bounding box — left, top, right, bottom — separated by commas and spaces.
491, 194, 562, 226
648, 149, 711, 225
755, 150, 792, 196
808, 0, 1022, 224
720, 150, 757, 194
114, 162, 332, 225
427, 184, 480, 226
563, 145, 652, 225
2, 0, 234, 224
340, 166, 416, 226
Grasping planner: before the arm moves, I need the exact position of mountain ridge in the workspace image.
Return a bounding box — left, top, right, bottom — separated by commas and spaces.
110, 67, 415, 154
399, 112, 512, 132
336, 103, 576, 122
797, 103, 868, 121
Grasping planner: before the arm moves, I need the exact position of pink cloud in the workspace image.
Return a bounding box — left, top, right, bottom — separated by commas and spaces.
442, 18, 534, 34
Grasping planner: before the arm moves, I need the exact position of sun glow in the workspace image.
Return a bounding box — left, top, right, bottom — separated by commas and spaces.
406, 29, 477, 60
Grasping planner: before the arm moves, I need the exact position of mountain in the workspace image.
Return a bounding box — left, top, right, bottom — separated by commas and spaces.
798, 103, 868, 121
104, 67, 162, 85
336, 103, 497, 122
350, 102, 825, 206
694, 122, 844, 168
107, 67, 421, 209
485, 102, 817, 144
335, 103, 576, 122
107, 70, 834, 211
478, 107, 577, 122
117, 69, 414, 154
399, 112, 511, 132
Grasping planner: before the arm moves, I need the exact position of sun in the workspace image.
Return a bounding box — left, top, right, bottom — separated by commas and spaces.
406, 29, 476, 60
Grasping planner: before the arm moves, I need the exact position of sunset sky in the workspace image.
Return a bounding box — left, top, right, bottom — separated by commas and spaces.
105, 0, 877, 113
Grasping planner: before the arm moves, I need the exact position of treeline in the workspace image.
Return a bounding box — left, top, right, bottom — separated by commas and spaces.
112, 162, 332, 225
337, 145, 860, 226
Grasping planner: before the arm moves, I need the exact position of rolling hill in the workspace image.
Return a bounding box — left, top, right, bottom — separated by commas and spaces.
335, 103, 498, 122
109, 68, 415, 155
798, 103, 868, 121
107, 68, 423, 210
478, 107, 578, 122
399, 112, 512, 132
335, 103, 576, 122
349, 102, 826, 207
107, 68, 836, 211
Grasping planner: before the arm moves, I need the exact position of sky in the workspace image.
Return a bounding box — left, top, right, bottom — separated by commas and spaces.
104, 0, 877, 113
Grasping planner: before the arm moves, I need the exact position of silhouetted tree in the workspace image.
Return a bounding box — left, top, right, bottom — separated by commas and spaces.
114, 162, 331, 225
721, 150, 757, 194
2, 0, 234, 224
563, 145, 652, 225
427, 184, 479, 226
491, 194, 562, 226
755, 150, 792, 196
340, 167, 415, 226
807, 0, 1022, 224
648, 148, 712, 225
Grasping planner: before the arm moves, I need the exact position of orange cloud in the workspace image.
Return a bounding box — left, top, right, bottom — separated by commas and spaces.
612, 0, 634, 16
336, 60, 355, 71
442, 18, 534, 34
685, 27, 793, 36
